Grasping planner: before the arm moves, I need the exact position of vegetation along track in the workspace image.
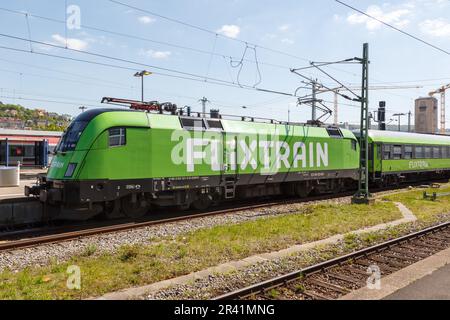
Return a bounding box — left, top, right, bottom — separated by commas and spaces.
0, 181, 445, 252
214, 221, 450, 300
0, 192, 355, 252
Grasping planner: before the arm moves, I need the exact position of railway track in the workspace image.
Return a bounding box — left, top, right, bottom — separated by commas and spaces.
214, 221, 450, 300
0, 181, 445, 253
0, 192, 351, 252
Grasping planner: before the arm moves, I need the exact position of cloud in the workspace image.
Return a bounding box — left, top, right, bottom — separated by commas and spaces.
216, 24, 241, 38
346, 5, 411, 31
51, 34, 88, 50
278, 24, 290, 32
281, 38, 294, 45
420, 18, 450, 37
138, 16, 155, 24
141, 49, 171, 59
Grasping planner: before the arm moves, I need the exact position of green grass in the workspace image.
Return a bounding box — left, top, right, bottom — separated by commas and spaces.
384, 184, 450, 222
0, 201, 402, 300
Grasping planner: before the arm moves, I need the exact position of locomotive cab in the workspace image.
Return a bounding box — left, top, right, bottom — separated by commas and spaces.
25, 108, 151, 219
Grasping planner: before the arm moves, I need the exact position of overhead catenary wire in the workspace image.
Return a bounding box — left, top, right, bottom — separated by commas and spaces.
106, 0, 311, 63
105, 0, 371, 79
0, 95, 105, 108
0, 4, 387, 85
0, 57, 135, 89
0, 3, 431, 120
0, 7, 292, 71
335, 0, 450, 56
0, 66, 134, 90
0, 87, 111, 105
0, 40, 297, 98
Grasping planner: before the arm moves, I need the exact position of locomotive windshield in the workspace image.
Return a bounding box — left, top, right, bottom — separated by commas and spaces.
57, 121, 89, 152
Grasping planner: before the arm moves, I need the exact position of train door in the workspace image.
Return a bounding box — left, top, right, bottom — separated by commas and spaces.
34, 140, 49, 167
222, 134, 238, 199
0, 140, 6, 166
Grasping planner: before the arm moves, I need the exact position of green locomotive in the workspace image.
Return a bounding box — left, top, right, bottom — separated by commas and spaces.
26, 98, 450, 220
26, 98, 360, 220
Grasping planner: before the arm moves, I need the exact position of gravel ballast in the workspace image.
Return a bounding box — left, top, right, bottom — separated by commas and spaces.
144, 212, 450, 300
0, 196, 352, 272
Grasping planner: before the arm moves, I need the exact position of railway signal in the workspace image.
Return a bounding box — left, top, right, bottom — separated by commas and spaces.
329, 85, 422, 125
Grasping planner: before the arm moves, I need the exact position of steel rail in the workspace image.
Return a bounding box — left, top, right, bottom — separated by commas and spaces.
0, 194, 342, 252
0, 180, 446, 252
213, 220, 450, 300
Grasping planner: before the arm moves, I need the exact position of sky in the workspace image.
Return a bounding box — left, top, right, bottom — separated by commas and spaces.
0, 0, 449, 126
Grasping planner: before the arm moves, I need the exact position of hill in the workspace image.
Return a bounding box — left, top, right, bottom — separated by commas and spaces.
0, 102, 72, 131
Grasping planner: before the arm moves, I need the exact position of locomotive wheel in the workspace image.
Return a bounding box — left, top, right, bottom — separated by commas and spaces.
191, 194, 213, 210
177, 204, 191, 211
102, 200, 121, 220
294, 183, 309, 198
121, 195, 149, 218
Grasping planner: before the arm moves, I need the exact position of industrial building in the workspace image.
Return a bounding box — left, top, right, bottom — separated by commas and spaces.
415, 97, 438, 134
0, 129, 62, 167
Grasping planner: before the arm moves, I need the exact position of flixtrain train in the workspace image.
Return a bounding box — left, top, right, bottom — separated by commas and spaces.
25, 97, 450, 220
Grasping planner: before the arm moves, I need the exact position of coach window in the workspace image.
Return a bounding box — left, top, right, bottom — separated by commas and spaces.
109, 128, 126, 147
424, 146, 432, 159
392, 145, 402, 160
441, 147, 448, 159
404, 145, 413, 159
433, 146, 440, 159
383, 144, 391, 160
415, 146, 424, 159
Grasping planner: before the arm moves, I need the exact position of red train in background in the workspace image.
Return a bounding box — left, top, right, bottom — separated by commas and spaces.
0, 129, 61, 167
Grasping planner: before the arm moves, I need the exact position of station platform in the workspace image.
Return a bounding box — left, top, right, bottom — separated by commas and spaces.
0, 169, 46, 200
342, 246, 450, 300
386, 263, 450, 300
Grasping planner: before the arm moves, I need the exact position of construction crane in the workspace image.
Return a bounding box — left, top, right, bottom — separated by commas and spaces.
324, 85, 423, 125
429, 84, 450, 134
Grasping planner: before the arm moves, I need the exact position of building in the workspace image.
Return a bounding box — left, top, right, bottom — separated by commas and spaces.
0, 117, 25, 129
0, 129, 62, 167
415, 97, 438, 134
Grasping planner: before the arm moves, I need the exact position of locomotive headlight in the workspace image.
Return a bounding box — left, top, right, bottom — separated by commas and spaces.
64, 163, 77, 178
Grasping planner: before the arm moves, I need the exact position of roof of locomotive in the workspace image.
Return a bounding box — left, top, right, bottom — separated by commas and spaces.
79, 108, 357, 140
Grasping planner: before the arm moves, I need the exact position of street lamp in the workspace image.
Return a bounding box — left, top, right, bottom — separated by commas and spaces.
392, 113, 407, 132
134, 70, 152, 102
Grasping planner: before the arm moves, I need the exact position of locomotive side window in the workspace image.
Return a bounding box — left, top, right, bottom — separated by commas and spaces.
351, 139, 357, 151
109, 128, 126, 147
